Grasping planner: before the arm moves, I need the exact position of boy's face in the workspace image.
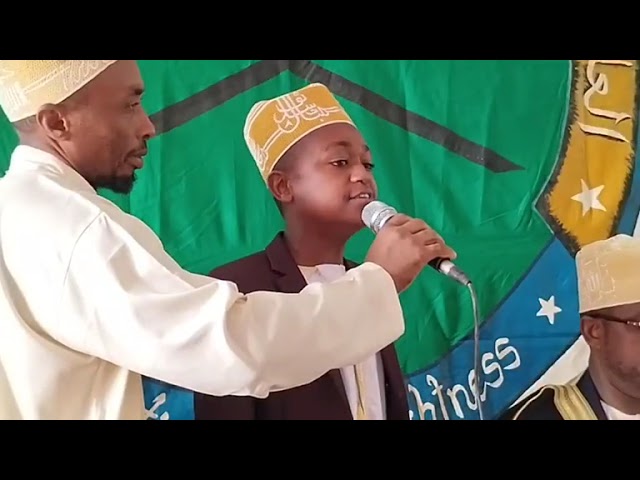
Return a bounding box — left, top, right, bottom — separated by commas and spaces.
268, 123, 378, 232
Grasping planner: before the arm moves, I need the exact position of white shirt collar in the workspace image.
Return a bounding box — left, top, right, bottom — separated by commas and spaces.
299, 264, 346, 283
601, 401, 640, 420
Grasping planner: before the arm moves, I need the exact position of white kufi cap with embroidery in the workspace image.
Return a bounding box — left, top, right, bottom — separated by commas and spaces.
0, 60, 117, 122
576, 234, 640, 313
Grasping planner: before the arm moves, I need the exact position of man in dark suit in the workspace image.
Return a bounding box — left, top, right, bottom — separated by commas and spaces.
499, 369, 608, 420
500, 234, 640, 420
195, 83, 414, 420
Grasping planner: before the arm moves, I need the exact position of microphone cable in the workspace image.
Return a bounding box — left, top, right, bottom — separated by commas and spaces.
360, 200, 485, 419
466, 280, 485, 420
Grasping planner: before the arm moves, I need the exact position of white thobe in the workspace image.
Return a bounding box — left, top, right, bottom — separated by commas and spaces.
299, 265, 387, 420
0, 145, 405, 420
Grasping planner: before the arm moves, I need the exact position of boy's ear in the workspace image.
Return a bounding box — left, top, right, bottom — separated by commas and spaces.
267, 170, 294, 204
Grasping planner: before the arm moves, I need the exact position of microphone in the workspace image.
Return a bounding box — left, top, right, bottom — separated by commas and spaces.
361, 200, 471, 286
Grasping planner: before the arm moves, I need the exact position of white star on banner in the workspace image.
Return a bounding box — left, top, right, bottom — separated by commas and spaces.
571, 179, 606, 216
537, 296, 562, 325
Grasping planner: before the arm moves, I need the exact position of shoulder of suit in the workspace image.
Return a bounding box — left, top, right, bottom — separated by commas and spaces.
499, 386, 562, 420
209, 250, 270, 282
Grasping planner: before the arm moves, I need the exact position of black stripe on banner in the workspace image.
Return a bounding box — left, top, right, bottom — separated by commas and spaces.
150, 60, 522, 174
149, 60, 289, 135
287, 60, 522, 173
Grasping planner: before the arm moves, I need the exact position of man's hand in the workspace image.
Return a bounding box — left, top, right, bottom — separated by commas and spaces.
364, 214, 456, 293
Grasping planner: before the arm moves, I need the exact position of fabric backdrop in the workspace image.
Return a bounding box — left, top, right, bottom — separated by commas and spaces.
1, 60, 638, 420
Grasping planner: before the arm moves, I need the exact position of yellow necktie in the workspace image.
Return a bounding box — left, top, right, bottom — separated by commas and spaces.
354, 363, 367, 420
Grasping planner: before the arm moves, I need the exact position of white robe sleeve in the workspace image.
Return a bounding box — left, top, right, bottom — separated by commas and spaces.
57, 212, 405, 398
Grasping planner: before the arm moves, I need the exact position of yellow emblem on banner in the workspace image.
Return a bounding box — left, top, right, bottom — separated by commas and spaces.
541, 60, 638, 250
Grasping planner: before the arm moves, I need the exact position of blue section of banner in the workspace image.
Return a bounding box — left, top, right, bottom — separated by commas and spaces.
142, 378, 194, 420
405, 238, 580, 420
406, 119, 640, 420
617, 121, 640, 236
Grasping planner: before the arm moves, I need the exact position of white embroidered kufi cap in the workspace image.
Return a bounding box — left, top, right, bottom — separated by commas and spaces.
0, 60, 117, 122
576, 234, 640, 313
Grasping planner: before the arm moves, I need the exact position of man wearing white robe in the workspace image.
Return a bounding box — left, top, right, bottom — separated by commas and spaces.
0, 60, 456, 420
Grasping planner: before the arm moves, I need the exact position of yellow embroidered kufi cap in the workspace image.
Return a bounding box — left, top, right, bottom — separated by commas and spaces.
243, 82, 355, 181
576, 234, 640, 313
0, 60, 117, 122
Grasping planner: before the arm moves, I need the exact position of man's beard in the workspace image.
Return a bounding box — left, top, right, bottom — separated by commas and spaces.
94, 173, 137, 194
609, 359, 640, 400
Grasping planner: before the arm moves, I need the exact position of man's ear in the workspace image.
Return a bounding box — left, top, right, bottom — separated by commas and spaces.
267, 170, 293, 205
36, 104, 71, 141
581, 315, 604, 350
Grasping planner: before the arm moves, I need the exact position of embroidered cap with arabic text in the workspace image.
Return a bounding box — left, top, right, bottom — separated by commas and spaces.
0, 60, 117, 123
576, 234, 640, 313
243, 83, 355, 181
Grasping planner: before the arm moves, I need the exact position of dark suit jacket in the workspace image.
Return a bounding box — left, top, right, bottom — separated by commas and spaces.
498, 370, 607, 420
195, 232, 409, 420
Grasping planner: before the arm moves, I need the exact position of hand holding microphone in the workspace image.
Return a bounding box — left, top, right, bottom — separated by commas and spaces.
363, 201, 462, 293
363, 201, 482, 418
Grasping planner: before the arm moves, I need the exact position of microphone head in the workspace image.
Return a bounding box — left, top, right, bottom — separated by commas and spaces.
361, 200, 398, 233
